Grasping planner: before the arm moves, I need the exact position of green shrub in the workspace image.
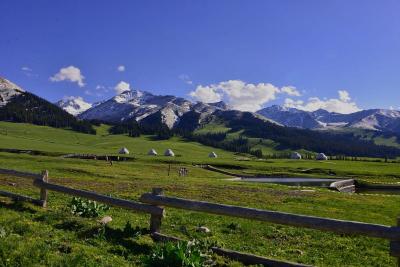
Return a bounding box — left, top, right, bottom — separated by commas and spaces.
68, 197, 110, 218
143, 240, 212, 267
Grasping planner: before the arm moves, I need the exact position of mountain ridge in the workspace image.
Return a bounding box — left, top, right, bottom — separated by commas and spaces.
257, 105, 400, 133
77, 89, 227, 129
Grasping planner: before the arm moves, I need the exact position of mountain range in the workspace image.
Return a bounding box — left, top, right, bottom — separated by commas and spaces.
77, 89, 229, 129
257, 105, 400, 133
1, 76, 400, 157
55, 87, 400, 135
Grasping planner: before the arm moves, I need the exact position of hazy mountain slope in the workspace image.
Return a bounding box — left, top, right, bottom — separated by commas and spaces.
198, 109, 400, 158
257, 105, 400, 133
257, 105, 323, 129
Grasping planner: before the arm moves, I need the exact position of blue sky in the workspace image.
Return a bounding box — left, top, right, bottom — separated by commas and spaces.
1, 0, 400, 112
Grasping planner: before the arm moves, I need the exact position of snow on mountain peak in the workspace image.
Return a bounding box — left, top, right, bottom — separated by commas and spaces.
113, 89, 152, 104
0, 77, 25, 106
257, 105, 400, 133
56, 96, 92, 116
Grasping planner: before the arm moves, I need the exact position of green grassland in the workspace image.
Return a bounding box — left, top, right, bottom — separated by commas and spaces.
0, 121, 399, 266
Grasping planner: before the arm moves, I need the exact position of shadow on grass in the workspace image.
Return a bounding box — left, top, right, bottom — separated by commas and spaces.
80, 225, 152, 256
55, 219, 87, 232
0, 200, 37, 214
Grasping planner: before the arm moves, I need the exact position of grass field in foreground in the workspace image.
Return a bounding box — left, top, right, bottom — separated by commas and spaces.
0, 121, 399, 266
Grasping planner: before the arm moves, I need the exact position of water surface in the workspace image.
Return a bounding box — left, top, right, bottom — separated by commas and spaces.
230, 177, 341, 187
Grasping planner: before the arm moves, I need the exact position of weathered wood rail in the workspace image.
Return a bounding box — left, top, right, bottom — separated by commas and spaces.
0, 168, 399, 266
141, 188, 400, 266
140, 190, 400, 240
0, 168, 164, 217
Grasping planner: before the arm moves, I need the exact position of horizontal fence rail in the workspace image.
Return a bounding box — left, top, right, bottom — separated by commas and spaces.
0, 168, 42, 180
140, 191, 400, 240
33, 179, 164, 216
0, 168, 164, 216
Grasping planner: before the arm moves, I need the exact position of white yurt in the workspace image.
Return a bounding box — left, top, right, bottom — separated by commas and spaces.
316, 153, 328, 160
148, 149, 158, 156
118, 147, 129, 154
291, 152, 302, 160
208, 152, 218, 158
164, 149, 175, 157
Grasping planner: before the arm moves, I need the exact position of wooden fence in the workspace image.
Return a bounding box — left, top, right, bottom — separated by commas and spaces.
0, 168, 399, 266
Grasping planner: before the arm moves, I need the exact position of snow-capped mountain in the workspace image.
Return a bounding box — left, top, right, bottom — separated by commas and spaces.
257, 105, 400, 133
79, 90, 226, 129
56, 96, 92, 116
0, 77, 25, 106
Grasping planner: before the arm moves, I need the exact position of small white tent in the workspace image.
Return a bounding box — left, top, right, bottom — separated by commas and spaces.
164, 149, 175, 157
119, 147, 129, 154
316, 153, 328, 160
291, 152, 302, 160
148, 149, 158, 156
209, 152, 218, 158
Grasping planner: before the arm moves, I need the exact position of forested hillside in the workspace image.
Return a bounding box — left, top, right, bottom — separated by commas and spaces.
0, 92, 95, 134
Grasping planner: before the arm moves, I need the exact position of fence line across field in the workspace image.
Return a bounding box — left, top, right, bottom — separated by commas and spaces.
140, 189, 400, 240
0, 167, 399, 266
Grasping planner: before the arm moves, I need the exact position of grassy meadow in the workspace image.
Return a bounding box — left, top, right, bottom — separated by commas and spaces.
0, 121, 399, 266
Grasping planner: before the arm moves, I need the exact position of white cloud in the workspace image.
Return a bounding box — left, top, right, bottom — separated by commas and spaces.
179, 74, 193, 85
189, 85, 222, 103
114, 81, 131, 94
117, 65, 125, 72
21, 66, 38, 77
21, 66, 32, 72
50, 66, 85, 87
281, 86, 301, 96
95, 84, 109, 92
190, 80, 284, 111
284, 98, 304, 107
338, 90, 350, 102
284, 90, 360, 114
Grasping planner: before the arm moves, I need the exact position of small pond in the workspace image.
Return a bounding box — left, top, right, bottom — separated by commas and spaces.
229, 177, 400, 195
229, 177, 341, 187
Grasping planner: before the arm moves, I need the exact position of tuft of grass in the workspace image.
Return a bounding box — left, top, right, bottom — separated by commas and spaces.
143, 240, 212, 267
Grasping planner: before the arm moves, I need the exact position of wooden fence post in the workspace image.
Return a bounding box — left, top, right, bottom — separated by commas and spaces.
149, 188, 164, 233
39, 170, 49, 207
